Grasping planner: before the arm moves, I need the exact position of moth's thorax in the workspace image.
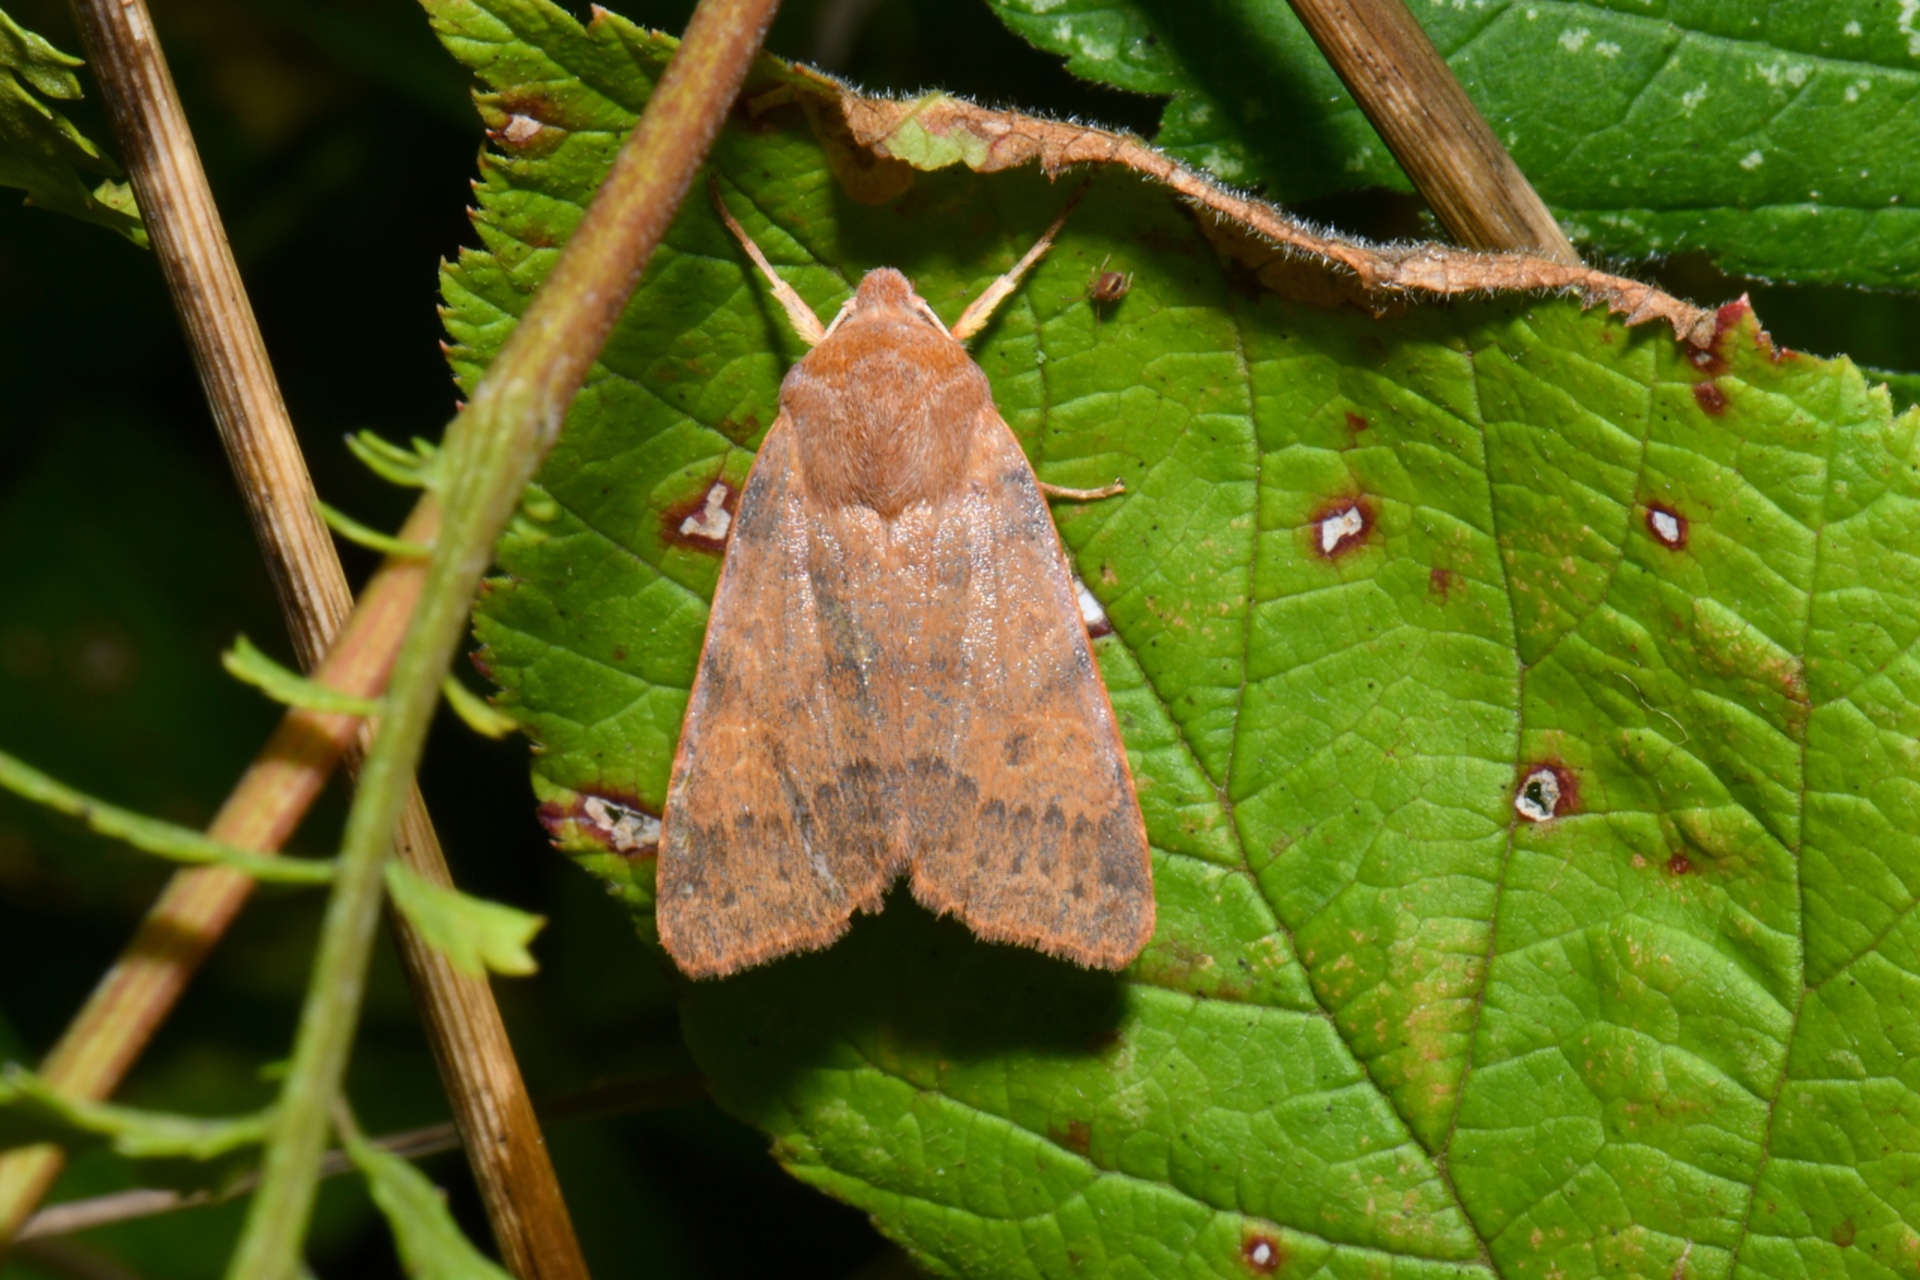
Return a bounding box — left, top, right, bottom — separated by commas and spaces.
780, 268, 990, 519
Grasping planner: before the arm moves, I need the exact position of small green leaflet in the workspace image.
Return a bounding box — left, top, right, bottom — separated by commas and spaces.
0, 1065, 268, 1191
383, 861, 543, 978
223, 635, 382, 718
0, 5, 143, 243
984, 0, 1920, 290
432, 1, 1920, 1275
0, 745, 336, 884
342, 1117, 515, 1280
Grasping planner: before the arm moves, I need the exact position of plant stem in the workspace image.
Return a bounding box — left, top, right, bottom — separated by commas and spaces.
0, 499, 439, 1251
1281, 0, 1580, 262
56, 0, 592, 1273
222, 1, 782, 1276
17, 1072, 707, 1242
64, 0, 346, 667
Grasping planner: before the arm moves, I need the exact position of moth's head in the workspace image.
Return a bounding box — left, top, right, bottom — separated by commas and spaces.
822, 268, 952, 343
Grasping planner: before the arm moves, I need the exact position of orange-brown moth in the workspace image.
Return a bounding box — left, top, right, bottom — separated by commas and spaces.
654, 183, 1154, 980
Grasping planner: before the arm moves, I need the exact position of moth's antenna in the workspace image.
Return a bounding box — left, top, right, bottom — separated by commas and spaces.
709, 175, 828, 348
949, 181, 1091, 345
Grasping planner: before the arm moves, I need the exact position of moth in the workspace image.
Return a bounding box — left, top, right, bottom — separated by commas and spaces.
654, 182, 1154, 980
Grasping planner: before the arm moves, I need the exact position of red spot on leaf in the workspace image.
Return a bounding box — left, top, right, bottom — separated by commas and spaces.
1429, 566, 1461, 600
1692, 382, 1726, 415
1665, 853, 1694, 876
1344, 410, 1370, 436
468, 650, 495, 681
1242, 1233, 1283, 1274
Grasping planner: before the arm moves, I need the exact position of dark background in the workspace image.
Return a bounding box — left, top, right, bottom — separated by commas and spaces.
0, 1, 1911, 1277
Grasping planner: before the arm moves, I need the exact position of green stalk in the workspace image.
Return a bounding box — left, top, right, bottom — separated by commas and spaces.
221, 2, 782, 1275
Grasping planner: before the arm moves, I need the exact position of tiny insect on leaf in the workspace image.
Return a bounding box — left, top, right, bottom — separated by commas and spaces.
654, 182, 1155, 980
1088, 260, 1133, 305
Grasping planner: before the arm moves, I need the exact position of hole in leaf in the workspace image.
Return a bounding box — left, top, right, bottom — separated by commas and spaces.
1514, 764, 1575, 822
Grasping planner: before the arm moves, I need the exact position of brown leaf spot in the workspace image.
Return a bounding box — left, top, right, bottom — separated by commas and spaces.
1514, 762, 1578, 822
662, 479, 738, 554
1242, 1233, 1283, 1274
1782, 660, 1811, 740
1051, 1119, 1092, 1156
1665, 853, 1694, 876
1646, 504, 1689, 550
1692, 381, 1727, 415
1309, 496, 1375, 560
1833, 1219, 1856, 1248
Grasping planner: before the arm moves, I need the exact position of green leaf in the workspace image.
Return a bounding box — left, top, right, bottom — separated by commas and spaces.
441, 3, 1920, 1276
0, 5, 144, 243
0, 1065, 268, 1190
983, 0, 1920, 290
222, 634, 382, 717
0, 744, 336, 884
341, 1116, 515, 1280
383, 860, 543, 978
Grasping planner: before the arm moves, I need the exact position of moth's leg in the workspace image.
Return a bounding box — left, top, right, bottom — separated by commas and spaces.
1039, 479, 1126, 501
709, 174, 827, 347
950, 182, 1091, 344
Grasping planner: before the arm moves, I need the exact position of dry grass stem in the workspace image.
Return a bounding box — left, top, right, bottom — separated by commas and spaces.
1283, 0, 1580, 262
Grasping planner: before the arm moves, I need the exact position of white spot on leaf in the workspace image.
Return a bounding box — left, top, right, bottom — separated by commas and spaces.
1559, 26, 1591, 52
680, 483, 733, 543
1248, 1241, 1277, 1268
1073, 577, 1111, 635
1741, 150, 1765, 170
502, 114, 543, 145
1319, 505, 1366, 555
583, 796, 661, 853
1650, 509, 1683, 546
1845, 19, 1863, 36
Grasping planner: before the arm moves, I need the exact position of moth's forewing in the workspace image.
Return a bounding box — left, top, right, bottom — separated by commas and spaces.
903, 415, 1153, 970
656, 420, 897, 979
